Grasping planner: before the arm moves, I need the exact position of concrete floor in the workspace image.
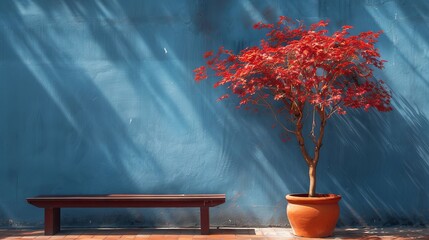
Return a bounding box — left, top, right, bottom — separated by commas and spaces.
1, 227, 428, 239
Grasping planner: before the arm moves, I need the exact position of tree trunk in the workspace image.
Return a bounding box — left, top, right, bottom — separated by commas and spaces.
308, 164, 317, 197
294, 105, 324, 197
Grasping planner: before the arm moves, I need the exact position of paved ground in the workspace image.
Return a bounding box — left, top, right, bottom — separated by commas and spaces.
0, 227, 428, 239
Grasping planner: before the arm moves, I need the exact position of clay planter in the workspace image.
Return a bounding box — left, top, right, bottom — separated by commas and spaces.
285, 193, 341, 238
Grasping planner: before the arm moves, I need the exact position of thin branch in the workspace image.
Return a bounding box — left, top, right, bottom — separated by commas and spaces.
326, 102, 342, 119
310, 106, 317, 145
258, 93, 295, 134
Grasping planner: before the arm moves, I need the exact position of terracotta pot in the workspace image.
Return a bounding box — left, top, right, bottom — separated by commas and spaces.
285, 193, 341, 238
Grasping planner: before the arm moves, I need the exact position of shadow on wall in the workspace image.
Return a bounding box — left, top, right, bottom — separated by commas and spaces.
0, 0, 428, 228
193, 0, 429, 227
0, 0, 273, 227
321, 95, 429, 226
0, 0, 313, 228
311, 0, 429, 227
0, 1, 176, 227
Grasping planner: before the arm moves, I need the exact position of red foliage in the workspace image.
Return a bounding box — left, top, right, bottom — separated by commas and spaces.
194, 17, 393, 196
194, 17, 392, 116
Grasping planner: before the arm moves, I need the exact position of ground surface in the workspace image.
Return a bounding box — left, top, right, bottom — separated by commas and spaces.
0, 227, 428, 239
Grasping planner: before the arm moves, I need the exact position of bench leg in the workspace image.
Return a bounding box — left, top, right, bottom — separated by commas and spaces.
200, 207, 209, 235
44, 208, 60, 235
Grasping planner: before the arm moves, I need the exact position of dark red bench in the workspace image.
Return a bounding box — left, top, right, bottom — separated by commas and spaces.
27, 194, 226, 235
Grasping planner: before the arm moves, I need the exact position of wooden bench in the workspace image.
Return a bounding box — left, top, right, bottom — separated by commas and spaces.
27, 194, 226, 235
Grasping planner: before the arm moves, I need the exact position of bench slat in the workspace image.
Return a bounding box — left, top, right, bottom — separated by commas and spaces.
28, 194, 225, 200
27, 194, 226, 208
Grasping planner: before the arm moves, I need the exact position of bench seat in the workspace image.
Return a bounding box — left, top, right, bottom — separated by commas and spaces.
27, 194, 226, 235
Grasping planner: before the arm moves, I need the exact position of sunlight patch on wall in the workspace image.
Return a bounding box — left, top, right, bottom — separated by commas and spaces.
239, 1, 268, 23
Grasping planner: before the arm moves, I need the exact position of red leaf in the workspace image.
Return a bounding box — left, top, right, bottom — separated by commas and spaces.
217, 94, 229, 102
204, 50, 214, 58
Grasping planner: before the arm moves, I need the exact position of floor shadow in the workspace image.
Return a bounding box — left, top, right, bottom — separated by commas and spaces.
331, 227, 429, 239
0, 227, 256, 237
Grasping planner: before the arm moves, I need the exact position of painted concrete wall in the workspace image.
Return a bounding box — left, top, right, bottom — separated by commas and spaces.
0, 0, 428, 228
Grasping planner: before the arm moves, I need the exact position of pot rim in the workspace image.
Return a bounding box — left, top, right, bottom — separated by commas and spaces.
286, 193, 341, 204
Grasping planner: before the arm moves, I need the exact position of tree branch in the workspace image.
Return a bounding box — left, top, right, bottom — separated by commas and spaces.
310, 106, 317, 145
295, 104, 313, 166
313, 106, 327, 165
258, 93, 296, 134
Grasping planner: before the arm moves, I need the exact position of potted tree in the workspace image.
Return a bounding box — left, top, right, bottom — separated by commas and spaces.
194, 16, 392, 237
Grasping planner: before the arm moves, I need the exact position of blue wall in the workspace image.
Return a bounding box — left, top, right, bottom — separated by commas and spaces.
1, 0, 428, 228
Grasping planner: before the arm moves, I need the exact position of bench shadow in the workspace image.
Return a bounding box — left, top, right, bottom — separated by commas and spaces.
61, 227, 256, 235
1, 228, 252, 238
0, 227, 256, 236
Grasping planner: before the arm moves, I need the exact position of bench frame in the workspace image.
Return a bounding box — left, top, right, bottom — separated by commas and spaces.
27, 194, 226, 235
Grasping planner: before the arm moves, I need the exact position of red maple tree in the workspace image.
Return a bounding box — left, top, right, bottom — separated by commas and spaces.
194, 16, 392, 197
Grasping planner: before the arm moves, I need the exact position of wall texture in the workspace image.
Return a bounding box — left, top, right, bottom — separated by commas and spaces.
0, 0, 428, 228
